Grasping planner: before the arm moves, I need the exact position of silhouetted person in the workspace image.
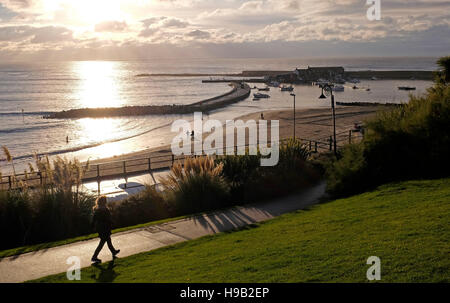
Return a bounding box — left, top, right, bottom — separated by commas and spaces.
91, 196, 120, 263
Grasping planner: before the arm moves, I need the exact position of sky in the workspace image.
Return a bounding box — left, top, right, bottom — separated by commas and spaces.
0, 0, 449, 61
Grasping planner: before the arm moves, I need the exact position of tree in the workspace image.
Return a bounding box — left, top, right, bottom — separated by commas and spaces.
436, 56, 450, 84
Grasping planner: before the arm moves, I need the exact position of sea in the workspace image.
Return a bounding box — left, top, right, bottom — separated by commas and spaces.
0, 57, 438, 174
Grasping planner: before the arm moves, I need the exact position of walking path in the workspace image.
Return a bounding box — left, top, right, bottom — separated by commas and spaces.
0, 182, 326, 283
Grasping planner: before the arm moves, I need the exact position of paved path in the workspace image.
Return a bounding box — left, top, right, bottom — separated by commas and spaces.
0, 182, 326, 283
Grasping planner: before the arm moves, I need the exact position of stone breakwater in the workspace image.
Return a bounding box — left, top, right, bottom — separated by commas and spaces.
44, 82, 251, 119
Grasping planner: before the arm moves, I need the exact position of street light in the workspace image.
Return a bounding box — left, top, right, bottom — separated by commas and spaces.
290, 93, 296, 139
318, 84, 337, 155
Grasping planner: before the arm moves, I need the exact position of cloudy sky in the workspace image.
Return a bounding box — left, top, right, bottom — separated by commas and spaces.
0, 0, 449, 60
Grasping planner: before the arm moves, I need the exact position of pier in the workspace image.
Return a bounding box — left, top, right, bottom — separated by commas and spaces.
44, 82, 251, 119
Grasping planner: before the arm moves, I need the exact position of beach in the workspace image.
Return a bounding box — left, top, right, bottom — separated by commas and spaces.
86, 105, 383, 166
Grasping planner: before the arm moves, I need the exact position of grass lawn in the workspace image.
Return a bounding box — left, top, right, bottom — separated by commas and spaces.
32, 178, 450, 283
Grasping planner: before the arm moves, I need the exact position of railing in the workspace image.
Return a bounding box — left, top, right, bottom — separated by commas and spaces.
0, 130, 364, 192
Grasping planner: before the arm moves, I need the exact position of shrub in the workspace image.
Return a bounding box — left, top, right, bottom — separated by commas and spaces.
326, 58, 450, 197
217, 138, 320, 203
0, 153, 96, 250
109, 185, 171, 228
159, 157, 230, 214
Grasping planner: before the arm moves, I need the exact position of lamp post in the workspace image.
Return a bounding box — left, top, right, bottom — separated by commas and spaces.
319, 84, 337, 155
290, 93, 296, 139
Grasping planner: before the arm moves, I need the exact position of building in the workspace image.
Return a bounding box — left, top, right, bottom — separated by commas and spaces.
269, 66, 345, 83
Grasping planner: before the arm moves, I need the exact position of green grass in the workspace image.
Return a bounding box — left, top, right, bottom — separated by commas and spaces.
32, 178, 450, 283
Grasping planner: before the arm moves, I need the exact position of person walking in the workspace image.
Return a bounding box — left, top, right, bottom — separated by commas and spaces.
91, 196, 120, 263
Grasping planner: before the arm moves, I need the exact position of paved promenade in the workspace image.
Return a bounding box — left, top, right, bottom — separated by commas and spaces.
0, 182, 326, 282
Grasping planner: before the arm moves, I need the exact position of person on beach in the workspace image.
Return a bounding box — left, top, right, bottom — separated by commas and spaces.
91, 196, 120, 263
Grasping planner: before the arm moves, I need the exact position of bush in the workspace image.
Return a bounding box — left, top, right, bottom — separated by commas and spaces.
326, 61, 450, 197
159, 157, 230, 214
110, 186, 171, 228
0, 153, 96, 250
217, 138, 321, 203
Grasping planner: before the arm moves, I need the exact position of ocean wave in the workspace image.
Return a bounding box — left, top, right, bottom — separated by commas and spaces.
0, 123, 64, 134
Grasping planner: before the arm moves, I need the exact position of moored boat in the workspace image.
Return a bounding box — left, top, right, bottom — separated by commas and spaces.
253, 93, 270, 98
398, 86, 416, 91
332, 85, 344, 92
280, 85, 294, 91
258, 86, 270, 91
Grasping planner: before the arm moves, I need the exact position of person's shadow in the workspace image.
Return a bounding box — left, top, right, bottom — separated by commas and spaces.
91, 260, 119, 283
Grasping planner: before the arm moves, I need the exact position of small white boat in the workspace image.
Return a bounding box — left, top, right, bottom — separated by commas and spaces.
315, 79, 328, 86
332, 85, 344, 92
269, 81, 280, 87
253, 93, 270, 98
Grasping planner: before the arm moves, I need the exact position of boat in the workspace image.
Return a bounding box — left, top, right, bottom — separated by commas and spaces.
398, 86, 416, 91
352, 85, 358, 89
258, 86, 270, 91
366, 88, 371, 91
268, 81, 280, 87
371, 77, 378, 80
252, 98, 260, 101
253, 93, 270, 98
332, 85, 344, 92
315, 79, 328, 86
280, 85, 294, 92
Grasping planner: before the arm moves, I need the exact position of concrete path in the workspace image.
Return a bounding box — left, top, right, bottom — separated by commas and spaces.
0, 182, 326, 283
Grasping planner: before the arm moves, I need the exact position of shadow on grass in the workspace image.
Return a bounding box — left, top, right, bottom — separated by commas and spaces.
90, 260, 119, 283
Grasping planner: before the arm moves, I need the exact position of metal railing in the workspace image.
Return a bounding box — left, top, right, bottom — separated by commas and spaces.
0, 130, 363, 192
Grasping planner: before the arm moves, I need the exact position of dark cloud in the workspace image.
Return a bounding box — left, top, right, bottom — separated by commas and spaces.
0, 25, 72, 43
186, 29, 210, 39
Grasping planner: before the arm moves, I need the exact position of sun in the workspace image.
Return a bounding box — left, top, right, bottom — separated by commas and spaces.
69, 0, 124, 24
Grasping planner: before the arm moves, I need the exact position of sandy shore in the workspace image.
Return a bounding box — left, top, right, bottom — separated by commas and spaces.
88, 105, 385, 166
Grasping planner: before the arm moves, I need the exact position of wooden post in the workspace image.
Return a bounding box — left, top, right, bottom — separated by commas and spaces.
123, 161, 127, 188
171, 154, 175, 166
309, 140, 312, 151
349, 130, 352, 144
329, 136, 333, 151
315, 141, 318, 153
38, 171, 43, 185
148, 157, 151, 172
8, 176, 12, 190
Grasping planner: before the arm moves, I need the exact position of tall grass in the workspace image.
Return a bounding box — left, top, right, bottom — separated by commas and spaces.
159, 157, 230, 214
0, 151, 95, 250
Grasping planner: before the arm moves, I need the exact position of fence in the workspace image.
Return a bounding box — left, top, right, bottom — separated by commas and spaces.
0, 130, 364, 192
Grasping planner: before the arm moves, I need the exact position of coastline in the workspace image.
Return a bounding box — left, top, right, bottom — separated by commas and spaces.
87, 105, 385, 167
